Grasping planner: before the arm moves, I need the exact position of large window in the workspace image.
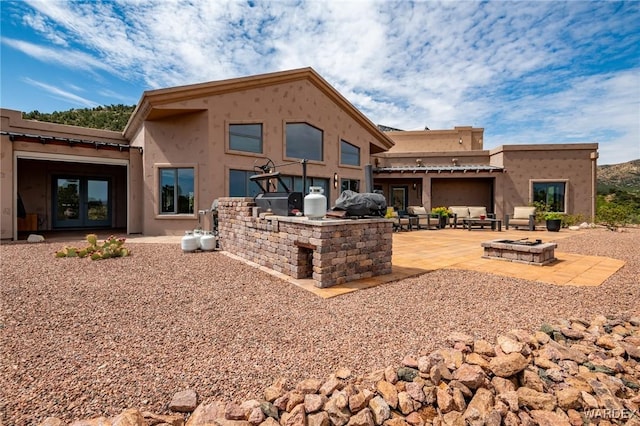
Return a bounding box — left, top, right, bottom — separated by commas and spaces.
340, 140, 360, 166
533, 181, 567, 212
160, 168, 194, 214
229, 169, 262, 197
278, 175, 330, 203
229, 123, 263, 153
286, 122, 323, 161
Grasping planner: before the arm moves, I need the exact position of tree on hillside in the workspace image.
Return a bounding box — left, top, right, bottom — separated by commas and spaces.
22, 104, 136, 132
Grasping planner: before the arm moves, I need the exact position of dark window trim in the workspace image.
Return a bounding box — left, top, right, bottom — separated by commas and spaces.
228, 122, 264, 154
158, 166, 196, 216
530, 179, 568, 213
284, 121, 324, 163
340, 139, 361, 167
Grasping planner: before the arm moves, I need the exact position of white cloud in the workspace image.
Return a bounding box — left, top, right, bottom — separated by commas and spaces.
23, 78, 99, 108
2, 38, 114, 74
5, 0, 640, 164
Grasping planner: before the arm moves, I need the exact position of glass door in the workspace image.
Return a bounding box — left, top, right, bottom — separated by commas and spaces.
391, 186, 408, 213
53, 177, 111, 228
54, 178, 82, 228
86, 179, 110, 227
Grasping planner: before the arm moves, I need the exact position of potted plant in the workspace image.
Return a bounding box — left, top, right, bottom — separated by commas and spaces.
544, 212, 564, 232
431, 206, 451, 229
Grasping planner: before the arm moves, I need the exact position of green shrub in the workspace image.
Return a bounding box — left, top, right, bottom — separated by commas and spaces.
597, 203, 633, 230
562, 213, 587, 227
431, 206, 452, 217
543, 212, 564, 221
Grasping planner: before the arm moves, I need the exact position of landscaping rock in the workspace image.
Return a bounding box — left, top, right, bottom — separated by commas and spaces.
41, 316, 640, 426
452, 363, 485, 389
517, 387, 557, 411
169, 389, 198, 413
368, 396, 390, 425
489, 352, 529, 377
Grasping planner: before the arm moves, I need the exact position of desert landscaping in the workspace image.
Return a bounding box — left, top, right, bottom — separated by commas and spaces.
1, 227, 638, 425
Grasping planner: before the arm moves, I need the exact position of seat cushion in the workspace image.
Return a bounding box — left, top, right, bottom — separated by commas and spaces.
513, 206, 536, 219
408, 206, 427, 215
468, 206, 487, 218
449, 206, 470, 219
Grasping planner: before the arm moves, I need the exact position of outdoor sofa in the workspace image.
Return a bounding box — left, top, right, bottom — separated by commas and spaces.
448, 206, 495, 229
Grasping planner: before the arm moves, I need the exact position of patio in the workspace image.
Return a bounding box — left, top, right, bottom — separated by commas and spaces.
223, 227, 625, 298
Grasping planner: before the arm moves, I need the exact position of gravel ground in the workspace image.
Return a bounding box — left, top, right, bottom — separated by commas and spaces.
1, 228, 638, 425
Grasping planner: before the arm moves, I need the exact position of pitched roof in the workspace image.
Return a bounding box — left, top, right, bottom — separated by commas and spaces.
124, 67, 394, 151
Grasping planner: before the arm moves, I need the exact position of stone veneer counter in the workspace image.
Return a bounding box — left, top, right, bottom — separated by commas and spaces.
216, 197, 393, 288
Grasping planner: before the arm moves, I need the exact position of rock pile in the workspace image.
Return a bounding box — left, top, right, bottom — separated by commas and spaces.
39, 316, 640, 426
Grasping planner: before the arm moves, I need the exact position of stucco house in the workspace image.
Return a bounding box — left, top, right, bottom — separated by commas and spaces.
1, 67, 598, 240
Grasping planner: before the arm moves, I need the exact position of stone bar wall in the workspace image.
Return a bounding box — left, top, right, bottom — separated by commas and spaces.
216, 197, 393, 288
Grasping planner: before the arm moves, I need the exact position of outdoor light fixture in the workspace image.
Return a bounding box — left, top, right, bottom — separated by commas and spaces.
416, 158, 423, 166
412, 183, 417, 190
458, 137, 463, 144
333, 173, 338, 189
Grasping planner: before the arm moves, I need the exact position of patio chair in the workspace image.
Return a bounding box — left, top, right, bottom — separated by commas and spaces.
505, 206, 536, 230
389, 208, 412, 231
448, 206, 470, 228
407, 206, 439, 230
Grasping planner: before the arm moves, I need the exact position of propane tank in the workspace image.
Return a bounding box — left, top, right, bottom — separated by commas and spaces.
200, 231, 217, 251
304, 186, 327, 219
181, 231, 198, 253
193, 229, 202, 249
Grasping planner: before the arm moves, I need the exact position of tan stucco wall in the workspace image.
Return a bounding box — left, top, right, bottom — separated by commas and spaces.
1, 133, 13, 239
1, 109, 131, 239
138, 79, 384, 236
385, 126, 484, 153
374, 150, 491, 168
492, 144, 598, 219
372, 141, 597, 221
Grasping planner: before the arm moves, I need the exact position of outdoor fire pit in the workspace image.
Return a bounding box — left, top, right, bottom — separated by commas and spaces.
481, 238, 557, 265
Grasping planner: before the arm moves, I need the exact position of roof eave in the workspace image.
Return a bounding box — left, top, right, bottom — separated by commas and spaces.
123, 67, 395, 150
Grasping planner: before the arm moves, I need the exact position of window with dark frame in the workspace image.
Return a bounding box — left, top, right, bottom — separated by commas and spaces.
340, 140, 360, 166
532, 181, 566, 212
229, 123, 263, 153
286, 122, 323, 161
341, 179, 360, 192
278, 175, 330, 207
229, 169, 262, 197
160, 168, 194, 214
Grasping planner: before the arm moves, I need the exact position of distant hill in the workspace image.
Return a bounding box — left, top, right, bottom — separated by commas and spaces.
598, 159, 640, 195
22, 104, 135, 132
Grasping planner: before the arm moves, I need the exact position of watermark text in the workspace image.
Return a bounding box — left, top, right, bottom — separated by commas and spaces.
584, 408, 638, 420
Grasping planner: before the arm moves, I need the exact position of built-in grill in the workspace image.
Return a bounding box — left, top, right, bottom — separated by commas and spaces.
250, 171, 302, 216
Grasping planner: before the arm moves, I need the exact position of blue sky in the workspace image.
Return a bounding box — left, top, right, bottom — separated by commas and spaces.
1, 0, 638, 165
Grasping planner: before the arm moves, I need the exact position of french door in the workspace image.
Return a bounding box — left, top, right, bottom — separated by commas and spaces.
391, 186, 408, 213
53, 177, 111, 228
